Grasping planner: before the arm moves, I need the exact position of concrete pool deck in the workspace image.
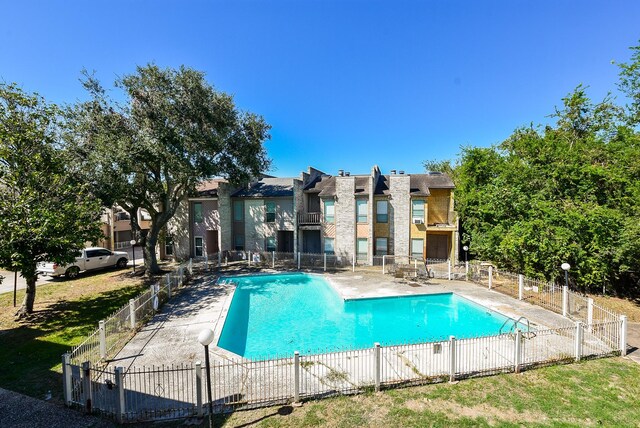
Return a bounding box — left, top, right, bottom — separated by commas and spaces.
112, 268, 573, 369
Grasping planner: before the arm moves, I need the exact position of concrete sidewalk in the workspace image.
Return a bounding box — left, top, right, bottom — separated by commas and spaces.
625, 322, 640, 364
0, 387, 114, 428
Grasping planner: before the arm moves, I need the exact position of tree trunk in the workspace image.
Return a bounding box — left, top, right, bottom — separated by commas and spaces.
145, 222, 162, 274
15, 272, 37, 318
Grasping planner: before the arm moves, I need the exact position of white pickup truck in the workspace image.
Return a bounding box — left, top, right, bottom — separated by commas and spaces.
38, 247, 129, 279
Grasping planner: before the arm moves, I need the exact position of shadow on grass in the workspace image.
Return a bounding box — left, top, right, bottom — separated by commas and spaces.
0, 325, 70, 399
0, 282, 148, 399
25, 284, 148, 337
207, 405, 293, 428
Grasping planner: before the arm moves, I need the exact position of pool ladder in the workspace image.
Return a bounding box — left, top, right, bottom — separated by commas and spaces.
499, 316, 536, 339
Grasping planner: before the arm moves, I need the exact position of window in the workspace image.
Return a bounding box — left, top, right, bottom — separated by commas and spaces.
265, 236, 276, 251
324, 200, 335, 223
165, 236, 174, 256
412, 199, 425, 223
115, 211, 130, 221
411, 238, 424, 259
193, 202, 203, 223
234, 234, 244, 251
265, 202, 276, 222
233, 200, 243, 222
375, 237, 388, 256
357, 238, 368, 260
194, 236, 203, 257
324, 238, 335, 254
96, 249, 112, 257
140, 209, 152, 221
85, 250, 98, 258
376, 200, 388, 223
356, 199, 368, 223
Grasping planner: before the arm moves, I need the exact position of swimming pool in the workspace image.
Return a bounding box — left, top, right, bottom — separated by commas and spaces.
217, 273, 519, 359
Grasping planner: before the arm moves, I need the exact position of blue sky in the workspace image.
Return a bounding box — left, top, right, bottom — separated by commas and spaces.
2, 1, 639, 177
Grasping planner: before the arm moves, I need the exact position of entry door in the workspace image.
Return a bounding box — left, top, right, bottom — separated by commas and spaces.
302, 230, 321, 253
427, 235, 449, 260
205, 230, 219, 255
277, 231, 294, 253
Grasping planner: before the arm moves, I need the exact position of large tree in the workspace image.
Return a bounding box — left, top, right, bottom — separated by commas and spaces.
68, 64, 270, 274
0, 84, 104, 317
428, 43, 640, 295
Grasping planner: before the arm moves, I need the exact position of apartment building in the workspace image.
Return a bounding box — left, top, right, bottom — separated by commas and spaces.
166, 176, 300, 260
167, 166, 458, 262
298, 166, 458, 263
99, 206, 152, 251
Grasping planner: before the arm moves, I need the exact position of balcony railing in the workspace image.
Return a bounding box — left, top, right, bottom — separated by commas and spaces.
298, 212, 321, 225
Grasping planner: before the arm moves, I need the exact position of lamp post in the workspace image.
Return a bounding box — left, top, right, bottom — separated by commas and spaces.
198, 329, 215, 428
462, 245, 469, 263
561, 262, 571, 289
130, 239, 137, 273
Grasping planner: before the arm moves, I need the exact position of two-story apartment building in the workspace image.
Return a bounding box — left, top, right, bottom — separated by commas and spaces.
228, 177, 297, 254
166, 166, 458, 262
166, 176, 300, 260
297, 166, 457, 263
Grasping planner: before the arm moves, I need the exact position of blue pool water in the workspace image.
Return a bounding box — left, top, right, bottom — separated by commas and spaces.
217, 273, 516, 359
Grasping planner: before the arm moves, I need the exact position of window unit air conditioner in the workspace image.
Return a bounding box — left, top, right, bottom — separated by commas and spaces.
413, 218, 424, 224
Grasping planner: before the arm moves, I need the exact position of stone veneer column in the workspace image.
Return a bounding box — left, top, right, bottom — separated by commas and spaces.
389, 174, 410, 258
293, 179, 303, 254
217, 183, 232, 252
335, 176, 356, 260
367, 169, 375, 264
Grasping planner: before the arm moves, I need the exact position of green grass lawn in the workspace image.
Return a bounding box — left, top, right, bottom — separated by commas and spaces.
209, 357, 640, 428
0, 269, 147, 400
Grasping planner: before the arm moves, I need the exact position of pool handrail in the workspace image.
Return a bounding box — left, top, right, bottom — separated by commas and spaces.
499, 316, 531, 336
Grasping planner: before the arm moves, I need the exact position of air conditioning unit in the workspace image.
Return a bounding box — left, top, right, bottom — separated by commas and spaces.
413, 218, 424, 224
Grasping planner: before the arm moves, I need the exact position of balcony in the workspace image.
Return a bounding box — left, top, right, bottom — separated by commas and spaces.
426, 211, 458, 230
298, 212, 321, 225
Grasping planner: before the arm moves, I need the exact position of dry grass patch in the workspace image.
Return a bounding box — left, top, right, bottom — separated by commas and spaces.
404, 398, 545, 424
590, 294, 640, 322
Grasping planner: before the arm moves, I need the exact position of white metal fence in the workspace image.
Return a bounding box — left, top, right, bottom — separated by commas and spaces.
68, 259, 194, 367
467, 262, 625, 328
199, 251, 470, 281
205, 250, 388, 272
62, 320, 622, 423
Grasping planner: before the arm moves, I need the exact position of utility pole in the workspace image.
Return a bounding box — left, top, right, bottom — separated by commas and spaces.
13, 271, 18, 307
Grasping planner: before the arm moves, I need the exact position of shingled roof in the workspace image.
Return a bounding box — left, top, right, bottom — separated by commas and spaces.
315, 176, 336, 197
354, 176, 369, 195
231, 177, 295, 198
409, 175, 430, 196
410, 173, 455, 196
196, 178, 226, 197
422, 172, 455, 188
